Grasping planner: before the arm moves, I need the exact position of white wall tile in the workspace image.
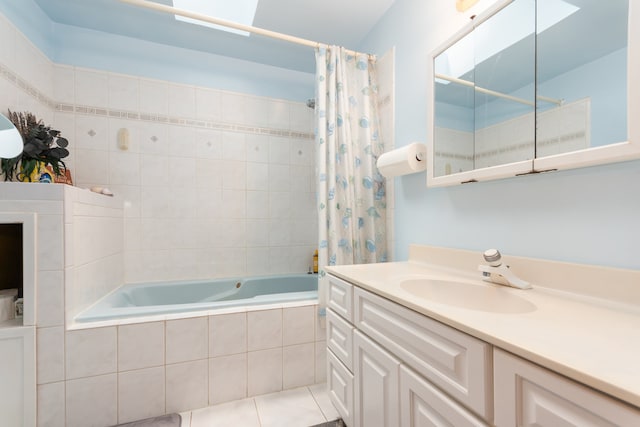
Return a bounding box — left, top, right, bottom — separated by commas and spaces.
209, 312, 246, 357
222, 132, 246, 161
268, 100, 290, 129
36, 214, 64, 271
246, 162, 269, 191
139, 122, 169, 155
108, 74, 139, 112
118, 321, 165, 371
246, 220, 269, 247
0, 13, 16, 68
36, 270, 64, 327
221, 92, 246, 124
246, 191, 269, 219
53, 65, 75, 104
166, 317, 208, 364
315, 342, 327, 384
109, 151, 141, 186
168, 84, 196, 118
221, 162, 246, 190
74, 149, 109, 186
209, 353, 247, 405
118, 366, 165, 423
139, 79, 169, 115
247, 309, 282, 351
283, 305, 315, 346
65, 327, 117, 379
37, 382, 65, 427
269, 137, 290, 165
66, 374, 118, 427
246, 247, 270, 275
165, 359, 208, 413
168, 124, 196, 158
283, 343, 316, 389
269, 192, 290, 219
75, 69, 109, 107
247, 348, 282, 396
245, 134, 270, 163
37, 326, 64, 384
269, 165, 290, 192
195, 129, 222, 159
245, 96, 269, 128
195, 87, 221, 121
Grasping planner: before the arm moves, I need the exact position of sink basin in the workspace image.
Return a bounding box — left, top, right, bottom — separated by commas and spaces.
400, 278, 536, 314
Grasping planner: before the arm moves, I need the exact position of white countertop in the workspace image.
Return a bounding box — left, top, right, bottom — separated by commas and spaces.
326, 247, 640, 409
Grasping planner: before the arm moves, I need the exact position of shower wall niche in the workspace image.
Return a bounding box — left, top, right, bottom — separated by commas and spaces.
0, 223, 23, 295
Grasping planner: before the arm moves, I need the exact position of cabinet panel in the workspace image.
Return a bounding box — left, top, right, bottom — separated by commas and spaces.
328, 348, 354, 427
0, 326, 36, 427
328, 275, 353, 322
354, 287, 492, 420
400, 365, 487, 427
327, 308, 354, 370
494, 348, 640, 427
354, 330, 400, 427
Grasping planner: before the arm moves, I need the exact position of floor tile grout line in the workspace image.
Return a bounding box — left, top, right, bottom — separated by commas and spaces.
252, 397, 263, 426
306, 385, 329, 422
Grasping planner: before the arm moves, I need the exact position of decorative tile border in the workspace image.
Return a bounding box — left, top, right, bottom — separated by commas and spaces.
1, 61, 314, 140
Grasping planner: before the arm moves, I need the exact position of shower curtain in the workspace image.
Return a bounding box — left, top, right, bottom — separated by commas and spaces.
315, 46, 387, 312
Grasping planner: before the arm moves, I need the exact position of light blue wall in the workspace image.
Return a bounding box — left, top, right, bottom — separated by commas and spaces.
0, 0, 314, 102
360, 0, 640, 270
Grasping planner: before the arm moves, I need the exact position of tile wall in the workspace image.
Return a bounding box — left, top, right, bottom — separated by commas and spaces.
59, 70, 317, 284
44, 304, 326, 427
0, 9, 318, 287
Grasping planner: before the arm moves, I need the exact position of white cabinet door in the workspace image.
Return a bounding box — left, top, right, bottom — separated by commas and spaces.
354, 287, 492, 420
327, 348, 355, 427
400, 365, 487, 427
494, 348, 640, 427
0, 325, 36, 427
353, 330, 400, 427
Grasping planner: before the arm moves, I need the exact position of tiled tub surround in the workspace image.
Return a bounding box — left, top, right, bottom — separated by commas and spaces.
39, 304, 327, 427
0, 10, 318, 287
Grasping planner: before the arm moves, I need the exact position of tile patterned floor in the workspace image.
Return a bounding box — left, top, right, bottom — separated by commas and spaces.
180, 384, 340, 427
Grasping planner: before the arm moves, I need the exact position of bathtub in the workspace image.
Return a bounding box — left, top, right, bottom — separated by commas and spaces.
76, 274, 318, 323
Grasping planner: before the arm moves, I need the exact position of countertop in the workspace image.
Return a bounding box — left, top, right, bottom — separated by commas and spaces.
326, 252, 640, 409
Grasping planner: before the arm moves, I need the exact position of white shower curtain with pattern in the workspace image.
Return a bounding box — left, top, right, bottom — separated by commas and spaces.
314, 46, 387, 312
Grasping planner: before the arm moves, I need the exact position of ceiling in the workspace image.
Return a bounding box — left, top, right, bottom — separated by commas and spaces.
32, 0, 395, 73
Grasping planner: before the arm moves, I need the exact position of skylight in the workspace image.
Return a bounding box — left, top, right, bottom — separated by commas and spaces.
173, 0, 260, 36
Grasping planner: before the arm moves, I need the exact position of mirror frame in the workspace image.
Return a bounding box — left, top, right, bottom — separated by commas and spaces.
426, 0, 640, 187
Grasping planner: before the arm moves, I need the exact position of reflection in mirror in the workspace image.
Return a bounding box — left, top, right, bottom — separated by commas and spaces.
0, 113, 23, 159
433, 0, 536, 177
536, 0, 628, 158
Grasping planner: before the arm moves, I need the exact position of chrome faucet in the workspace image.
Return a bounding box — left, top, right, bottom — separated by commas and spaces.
478, 249, 531, 290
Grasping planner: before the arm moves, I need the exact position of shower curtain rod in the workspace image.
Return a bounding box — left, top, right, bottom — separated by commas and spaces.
118, 0, 374, 59
435, 73, 563, 106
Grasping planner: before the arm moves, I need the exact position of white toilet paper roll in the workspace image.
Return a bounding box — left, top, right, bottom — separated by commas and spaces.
376, 142, 427, 178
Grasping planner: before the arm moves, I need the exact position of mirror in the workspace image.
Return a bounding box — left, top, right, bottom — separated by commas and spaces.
433, 0, 535, 178
536, 0, 627, 157
427, 0, 640, 187
0, 113, 23, 159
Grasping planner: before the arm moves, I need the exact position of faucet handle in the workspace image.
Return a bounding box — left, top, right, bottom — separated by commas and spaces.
483, 248, 502, 267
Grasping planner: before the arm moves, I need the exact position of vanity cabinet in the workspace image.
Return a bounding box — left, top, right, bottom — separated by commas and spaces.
326, 275, 490, 427
494, 348, 640, 427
